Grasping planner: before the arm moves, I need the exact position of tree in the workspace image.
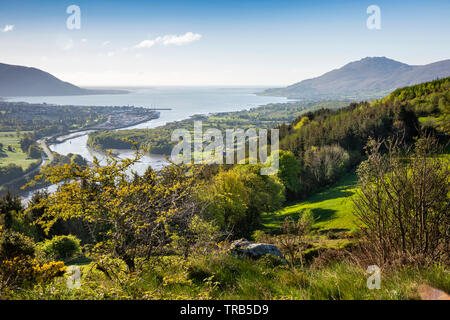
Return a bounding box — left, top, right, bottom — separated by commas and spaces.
70, 154, 87, 166
27, 144, 41, 159
19, 135, 34, 153
353, 136, 449, 266
27, 150, 204, 272
279, 209, 314, 268
270, 150, 301, 199
204, 164, 285, 237
0, 190, 23, 230
304, 144, 350, 186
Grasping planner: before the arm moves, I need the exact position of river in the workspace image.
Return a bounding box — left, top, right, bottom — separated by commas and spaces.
14, 86, 288, 202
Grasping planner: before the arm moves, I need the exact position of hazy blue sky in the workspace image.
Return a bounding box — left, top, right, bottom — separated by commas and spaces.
0, 0, 449, 86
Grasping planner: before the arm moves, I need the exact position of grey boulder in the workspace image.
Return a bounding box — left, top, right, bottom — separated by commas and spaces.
229, 239, 286, 262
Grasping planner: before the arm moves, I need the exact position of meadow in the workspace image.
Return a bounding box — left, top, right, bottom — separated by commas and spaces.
0, 131, 39, 171
262, 173, 359, 234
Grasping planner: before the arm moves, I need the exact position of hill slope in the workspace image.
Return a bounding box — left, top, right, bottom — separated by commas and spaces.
0, 63, 127, 97
262, 57, 450, 100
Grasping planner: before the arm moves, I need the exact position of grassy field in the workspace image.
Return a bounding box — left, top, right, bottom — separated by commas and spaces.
262, 172, 359, 234
0, 131, 38, 170
11, 254, 449, 300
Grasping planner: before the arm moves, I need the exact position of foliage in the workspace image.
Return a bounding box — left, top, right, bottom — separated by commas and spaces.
383, 77, 450, 117
304, 144, 350, 186
8, 250, 448, 300
353, 136, 449, 266
0, 256, 66, 296
27, 149, 205, 272
38, 235, 81, 260
272, 150, 301, 199
202, 164, 285, 237
0, 231, 35, 260
293, 116, 310, 131
278, 210, 315, 267
0, 228, 66, 296
252, 230, 268, 242
0, 190, 23, 230
27, 144, 41, 159
276, 78, 450, 203
87, 101, 349, 153
20, 135, 35, 154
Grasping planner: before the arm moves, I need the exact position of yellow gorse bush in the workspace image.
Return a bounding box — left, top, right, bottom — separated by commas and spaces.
1, 257, 66, 286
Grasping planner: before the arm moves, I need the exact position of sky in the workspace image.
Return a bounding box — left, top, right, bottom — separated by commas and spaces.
0, 0, 449, 86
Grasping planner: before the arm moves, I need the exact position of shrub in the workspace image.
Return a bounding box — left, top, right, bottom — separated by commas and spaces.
32, 261, 67, 283
304, 144, 350, 186
204, 164, 285, 238
38, 235, 81, 260
0, 231, 35, 259
257, 254, 285, 268
298, 209, 315, 234
353, 136, 449, 267
1, 257, 66, 293
272, 150, 301, 199
27, 144, 41, 159
252, 230, 268, 242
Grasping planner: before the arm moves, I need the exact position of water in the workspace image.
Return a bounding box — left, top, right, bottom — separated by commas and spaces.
49, 132, 168, 171
13, 87, 286, 201
9, 86, 287, 130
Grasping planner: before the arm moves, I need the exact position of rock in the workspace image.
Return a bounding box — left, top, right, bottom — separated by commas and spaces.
229, 238, 286, 263
418, 285, 450, 300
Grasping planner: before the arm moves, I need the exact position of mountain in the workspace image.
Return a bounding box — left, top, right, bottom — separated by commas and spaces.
0, 63, 127, 97
261, 57, 450, 100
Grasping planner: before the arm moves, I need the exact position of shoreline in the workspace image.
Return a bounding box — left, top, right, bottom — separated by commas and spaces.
1, 110, 162, 199
47, 111, 160, 144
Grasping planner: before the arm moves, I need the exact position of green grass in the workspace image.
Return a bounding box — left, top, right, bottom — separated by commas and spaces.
262, 172, 359, 234
0, 131, 38, 170
9, 253, 449, 300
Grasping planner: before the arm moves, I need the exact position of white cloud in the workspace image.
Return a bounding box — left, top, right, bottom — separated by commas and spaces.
62, 39, 74, 50
158, 32, 202, 46
102, 41, 110, 47
1, 25, 14, 33
135, 39, 156, 49
135, 32, 202, 49
107, 51, 115, 57
81, 38, 88, 43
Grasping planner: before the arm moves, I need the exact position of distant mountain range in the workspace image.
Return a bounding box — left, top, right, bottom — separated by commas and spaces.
261, 57, 450, 100
0, 63, 128, 97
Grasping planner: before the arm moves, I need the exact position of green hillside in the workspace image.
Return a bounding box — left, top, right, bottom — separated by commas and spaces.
262, 173, 358, 233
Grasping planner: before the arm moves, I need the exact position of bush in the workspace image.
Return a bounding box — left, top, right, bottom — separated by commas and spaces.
204, 164, 285, 238
353, 136, 449, 267
252, 230, 268, 242
0, 231, 35, 259
298, 209, 315, 234
257, 254, 286, 268
27, 144, 41, 159
38, 235, 81, 260
304, 144, 350, 186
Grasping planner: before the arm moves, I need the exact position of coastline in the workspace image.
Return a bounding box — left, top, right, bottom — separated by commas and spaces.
1, 109, 161, 198
47, 110, 160, 144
